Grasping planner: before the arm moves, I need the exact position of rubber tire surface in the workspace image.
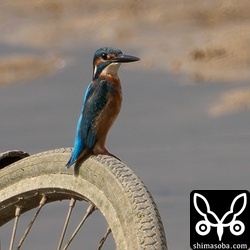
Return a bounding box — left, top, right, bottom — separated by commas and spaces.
0, 148, 167, 250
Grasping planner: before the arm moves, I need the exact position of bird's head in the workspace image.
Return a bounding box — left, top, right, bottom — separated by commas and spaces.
92, 47, 140, 80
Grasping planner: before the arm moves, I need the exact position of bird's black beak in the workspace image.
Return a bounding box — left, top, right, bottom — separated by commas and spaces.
111, 54, 140, 63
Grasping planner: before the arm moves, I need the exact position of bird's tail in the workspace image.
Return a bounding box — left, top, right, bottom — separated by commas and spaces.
66, 148, 90, 168
66, 155, 75, 168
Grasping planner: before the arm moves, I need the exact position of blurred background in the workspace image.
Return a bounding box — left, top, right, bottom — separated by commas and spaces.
1, 0, 250, 249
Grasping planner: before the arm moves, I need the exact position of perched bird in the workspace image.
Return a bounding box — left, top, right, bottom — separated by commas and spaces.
66, 47, 140, 168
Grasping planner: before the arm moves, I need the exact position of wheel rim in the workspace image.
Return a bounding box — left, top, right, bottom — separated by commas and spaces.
0, 148, 168, 250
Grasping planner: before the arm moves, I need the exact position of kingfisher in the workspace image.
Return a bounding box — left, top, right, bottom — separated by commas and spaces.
66, 47, 140, 168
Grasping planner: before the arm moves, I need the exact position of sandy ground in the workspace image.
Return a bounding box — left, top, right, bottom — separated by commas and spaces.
1, 0, 250, 116
1, 0, 250, 81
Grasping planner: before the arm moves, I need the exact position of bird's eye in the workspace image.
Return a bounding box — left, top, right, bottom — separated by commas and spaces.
101, 53, 108, 60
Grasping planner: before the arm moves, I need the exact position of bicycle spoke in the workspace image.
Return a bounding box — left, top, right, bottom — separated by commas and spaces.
17, 195, 47, 249
57, 198, 76, 250
62, 203, 96, 250
98, 227, 111, 250
9, 206, 21, 250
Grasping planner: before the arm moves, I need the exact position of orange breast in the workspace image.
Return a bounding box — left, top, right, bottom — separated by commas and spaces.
95, 75, 122, 149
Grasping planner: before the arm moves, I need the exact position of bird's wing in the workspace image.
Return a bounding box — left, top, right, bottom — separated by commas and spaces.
66, 80, 111, 167
81, 79, 111, 147
82, 84, 93, 109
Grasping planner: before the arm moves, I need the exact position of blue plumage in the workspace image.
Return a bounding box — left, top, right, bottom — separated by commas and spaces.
66, 47, 139, 168
66, 80, 110, 167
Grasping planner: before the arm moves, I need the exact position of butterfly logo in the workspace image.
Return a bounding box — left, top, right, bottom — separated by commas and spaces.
193, 192, 247, 241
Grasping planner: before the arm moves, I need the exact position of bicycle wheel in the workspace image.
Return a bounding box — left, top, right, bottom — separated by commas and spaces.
0, 148, 167, 249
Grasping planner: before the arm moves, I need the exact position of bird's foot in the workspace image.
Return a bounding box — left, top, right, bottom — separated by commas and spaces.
93, 148, 121, 161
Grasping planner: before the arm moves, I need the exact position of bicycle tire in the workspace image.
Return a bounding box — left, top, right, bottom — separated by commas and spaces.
0, 148, 167, 250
